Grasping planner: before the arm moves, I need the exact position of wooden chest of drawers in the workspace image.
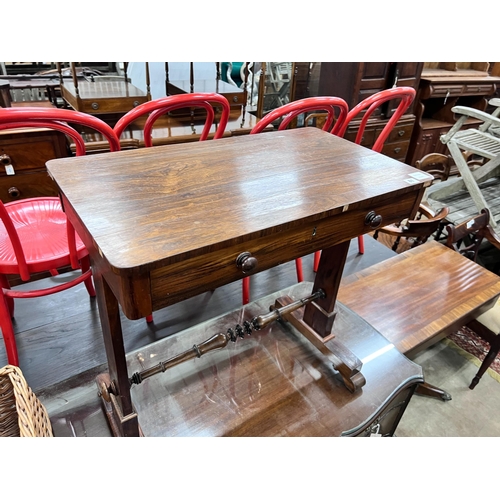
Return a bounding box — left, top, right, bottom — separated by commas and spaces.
0, 127, 68, 203
343, 115, 415, 162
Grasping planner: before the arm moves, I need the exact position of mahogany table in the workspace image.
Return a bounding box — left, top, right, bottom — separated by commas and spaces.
338, 240, 500, 400
60, 80, 149, 114
46, 127, 433, 436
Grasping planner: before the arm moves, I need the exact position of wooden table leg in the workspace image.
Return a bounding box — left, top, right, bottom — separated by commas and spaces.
93, 272, 140, 437
415, 382, 452, 401
302, 241, 350, 336
275, 241, 366, 392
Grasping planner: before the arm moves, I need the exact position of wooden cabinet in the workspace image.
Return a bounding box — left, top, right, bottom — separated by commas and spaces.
292, 62, 423, 162
406, 64, 500, 166
0, 127, 68, 203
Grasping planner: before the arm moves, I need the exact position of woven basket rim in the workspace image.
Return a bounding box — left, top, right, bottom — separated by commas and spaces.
0, 364, 53, 437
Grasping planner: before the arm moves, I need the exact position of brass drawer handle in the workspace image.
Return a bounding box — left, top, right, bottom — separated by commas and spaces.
394, 147, 402, 154
364, 211, 383, 229
398, 130, 405, 137
236, 252, 258, 274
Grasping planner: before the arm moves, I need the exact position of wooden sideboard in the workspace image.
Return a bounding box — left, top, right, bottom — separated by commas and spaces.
406, 70, 500, 166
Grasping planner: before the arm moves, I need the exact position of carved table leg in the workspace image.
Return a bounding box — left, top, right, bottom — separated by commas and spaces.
93, 272, 141, 436
415, 382, 452, 401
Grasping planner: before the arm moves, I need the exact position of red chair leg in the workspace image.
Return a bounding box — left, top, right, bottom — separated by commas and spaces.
0, 292, 18, 366
313, 251, 321, 272
295, 258, 303, 283
80, 255, 96, 297
242, 277, 250, 305
146, 314, 153, 323
357, 235, 365, 254
0, 274, 14, 318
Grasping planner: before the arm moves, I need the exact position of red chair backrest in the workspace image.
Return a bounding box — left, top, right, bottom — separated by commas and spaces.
113, 93, 231, 146
250, 96, 349, 135
0, 107, 121, 279
337, 87, 416, 153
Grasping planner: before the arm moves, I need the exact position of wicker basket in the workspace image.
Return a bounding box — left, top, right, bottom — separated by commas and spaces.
0, 365, 53, 437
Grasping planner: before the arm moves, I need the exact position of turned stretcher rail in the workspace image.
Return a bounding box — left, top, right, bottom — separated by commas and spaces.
129, 290, 325, 386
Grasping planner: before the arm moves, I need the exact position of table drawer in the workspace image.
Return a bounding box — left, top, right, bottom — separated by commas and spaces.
0, 129, 68, 173
150, 189, 422, 311
385, 123, 414, 143
464, 84, 495, 95
429, 85, 463, 98
0, 170, 59, 203
343, 127, 376, 147
381, 140, 409, 161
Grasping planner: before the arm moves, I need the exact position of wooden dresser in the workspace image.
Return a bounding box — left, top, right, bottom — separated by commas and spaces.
292, 62, 423, 162
0, 126, 68, 203
406, 65, 500, 166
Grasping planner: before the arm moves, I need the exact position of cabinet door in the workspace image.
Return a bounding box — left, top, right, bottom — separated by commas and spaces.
357, 62, 393, 104
315, 62, 391, 109
386, 62, 424, 117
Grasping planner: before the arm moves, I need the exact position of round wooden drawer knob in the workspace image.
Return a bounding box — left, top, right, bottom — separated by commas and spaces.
236, 252, 258, 274
364, 210, 383, 228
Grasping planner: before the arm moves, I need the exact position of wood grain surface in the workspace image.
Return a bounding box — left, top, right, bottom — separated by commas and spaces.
338, 241, 500, 357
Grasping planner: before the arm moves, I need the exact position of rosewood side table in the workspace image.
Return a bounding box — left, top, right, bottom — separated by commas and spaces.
47, 127, 433, 436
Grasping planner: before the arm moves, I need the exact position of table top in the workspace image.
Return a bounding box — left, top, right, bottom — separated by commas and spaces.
47, 128, 432, 269
338, 240, 500, 357
47, 127, 432, 274
61, 80, 148, 99
167, 79, 245, 95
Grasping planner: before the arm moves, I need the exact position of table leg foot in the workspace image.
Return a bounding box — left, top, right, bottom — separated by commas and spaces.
415, 382, 452, 401
275, 295, 366, 393
96, 373, 143, 436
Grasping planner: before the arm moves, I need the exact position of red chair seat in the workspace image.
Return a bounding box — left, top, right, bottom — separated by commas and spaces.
0, 106, 121, 367
0, 198, 88, 274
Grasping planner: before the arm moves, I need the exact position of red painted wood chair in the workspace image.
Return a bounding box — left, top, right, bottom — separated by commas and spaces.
243, 96, 349, 304
309, 87, 417, 271
0, 107, 121, 366
114, 93, 232, 309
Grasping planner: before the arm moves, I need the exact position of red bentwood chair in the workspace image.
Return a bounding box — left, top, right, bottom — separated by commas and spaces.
113, 92, 231, 145
311, 86, 417, 271
243, 96, 349, 304
114, 93, 232, 310
0, 107, 121, 366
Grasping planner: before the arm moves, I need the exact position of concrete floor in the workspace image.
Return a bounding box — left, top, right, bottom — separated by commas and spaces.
397, 339, 500, 437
